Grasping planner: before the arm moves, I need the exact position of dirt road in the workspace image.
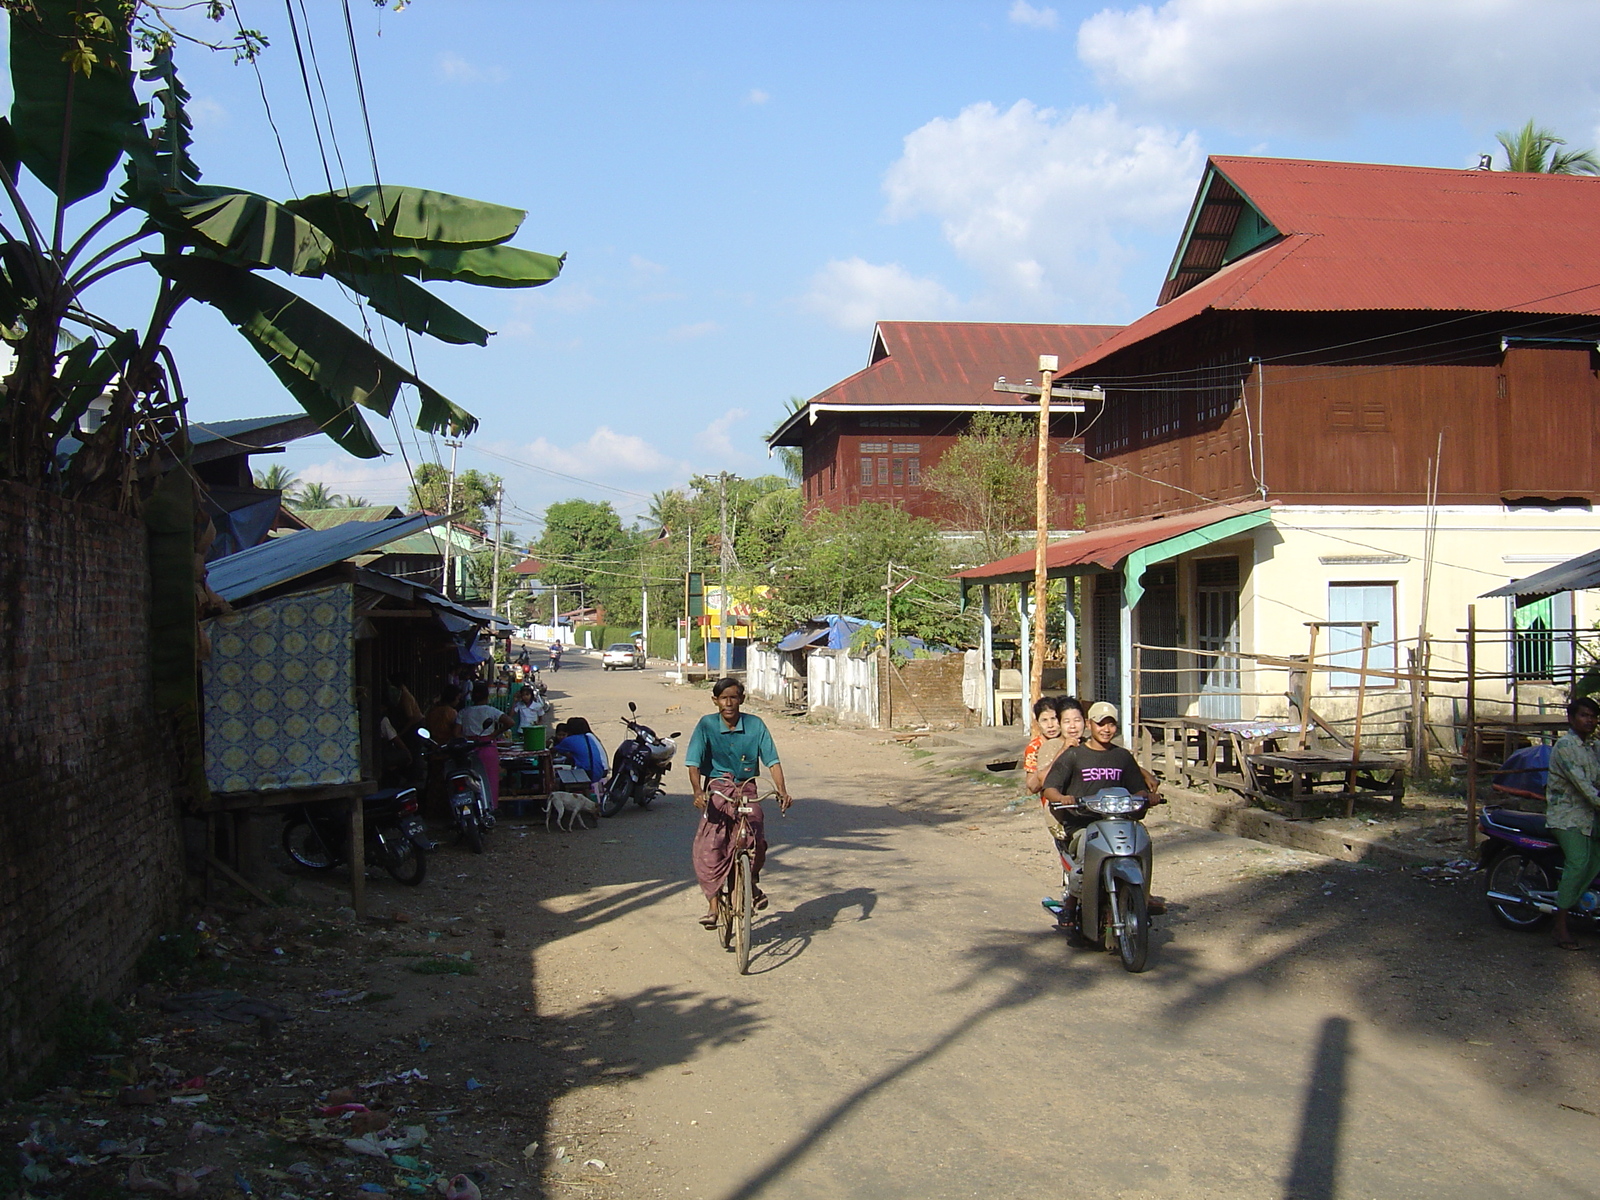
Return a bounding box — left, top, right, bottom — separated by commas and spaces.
528, 654, 1600, 1200
21, 652, 1600, 1199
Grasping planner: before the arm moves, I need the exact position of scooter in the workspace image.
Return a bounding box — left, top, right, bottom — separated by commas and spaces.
1041, 786, 1154, 972
282, 786, 431, 885
416, 729, 494, 854
548, 643, 563, 672
1480, 805, 1600, 930
600, 702, 680, 817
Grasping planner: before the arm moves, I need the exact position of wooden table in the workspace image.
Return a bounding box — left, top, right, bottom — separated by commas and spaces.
1246, 749, 1407, 820
497, 746, 555, 815
1138, 717, 1301, 796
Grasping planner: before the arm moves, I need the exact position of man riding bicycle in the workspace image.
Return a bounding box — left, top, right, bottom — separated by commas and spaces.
687, 678, 792, 928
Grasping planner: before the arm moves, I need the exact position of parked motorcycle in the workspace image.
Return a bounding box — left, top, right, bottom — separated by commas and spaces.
600, 702, 680, 817
1480, 805, 1600, 930
282, 786, 430, 885
1041, 786, 1154, 972
416, 728, 494, 854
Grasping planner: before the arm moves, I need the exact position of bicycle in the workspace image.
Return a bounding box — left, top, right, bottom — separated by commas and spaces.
713, 785, 781, 975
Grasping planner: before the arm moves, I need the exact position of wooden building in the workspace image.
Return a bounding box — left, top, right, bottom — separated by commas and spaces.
959, 156, 1600, 733
768, 321, 1121, 526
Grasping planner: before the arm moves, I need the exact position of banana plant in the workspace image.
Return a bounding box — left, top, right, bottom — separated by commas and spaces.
0, 1, 562, 498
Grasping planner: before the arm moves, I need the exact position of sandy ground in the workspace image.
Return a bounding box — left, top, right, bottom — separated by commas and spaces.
10, 652, 1600, 1200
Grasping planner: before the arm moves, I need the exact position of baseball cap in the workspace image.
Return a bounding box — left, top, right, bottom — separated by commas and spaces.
1086, 701, 1119, 724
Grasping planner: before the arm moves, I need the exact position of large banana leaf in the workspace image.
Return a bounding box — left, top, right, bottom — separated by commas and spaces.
148, 189, 334, 277
156, 254, 478, 458
290, 186, 526, 247
343, 242, 565, 289
8, 0, 141, 204
52, 329, 137, 440
334, 267, 490, 346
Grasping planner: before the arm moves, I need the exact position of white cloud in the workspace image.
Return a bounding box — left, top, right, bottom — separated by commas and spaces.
802, 258, 959, 332
745, 88, 771, 105
663, 320, 721, 342
506, 428, 675, 478
436, 52, 507, 85
629, 254, 667, 275
882, 100, 1201, 312
291, 457, 415, 506
1077, 0, 1600, 135
696, 408, 748, 460
1008, 1, 1058, 31
499, 287, 598, 337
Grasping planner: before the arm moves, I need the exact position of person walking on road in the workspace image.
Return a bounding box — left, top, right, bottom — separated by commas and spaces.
687, 678, 792, 928
1547, 695, 1600, 950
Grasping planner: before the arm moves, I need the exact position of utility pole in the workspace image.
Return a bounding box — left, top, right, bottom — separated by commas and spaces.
441, 438, 461, 601
641, 578, 650, 663
489, 483, 504, 622
718, 472, 733, 675
993, 369, 1103, 717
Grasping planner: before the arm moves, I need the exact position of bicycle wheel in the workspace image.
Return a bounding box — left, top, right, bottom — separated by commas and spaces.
717, 867, 736, 951
735, 850, 754, 974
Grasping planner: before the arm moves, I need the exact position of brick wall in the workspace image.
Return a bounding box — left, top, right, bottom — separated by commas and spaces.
880, 652, 977, 730
0, 482, 185, 1092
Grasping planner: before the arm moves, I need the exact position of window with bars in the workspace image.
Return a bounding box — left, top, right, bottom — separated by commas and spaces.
892, 458, 904, 486
1097, 398, 1131, 453
1145, 388, 1180, 440
877, 458, 889, 485
829, 460, 837, 490
860, 457, 873, 487
892, 442, 921, 454
860, 441, 890, 454
907, 457, 920, 485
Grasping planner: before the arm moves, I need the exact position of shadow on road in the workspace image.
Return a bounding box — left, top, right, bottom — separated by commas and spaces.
1283, 1015, 1349, 1200
746, 886, 877, 975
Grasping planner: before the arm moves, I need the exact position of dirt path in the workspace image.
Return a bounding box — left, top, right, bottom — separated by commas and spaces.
11, 655, 1600, 1199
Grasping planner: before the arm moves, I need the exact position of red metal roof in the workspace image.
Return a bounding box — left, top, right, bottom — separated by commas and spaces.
954, 503, 1268, 582
771, 321, 1121, 445
1064, 156, 1600, 375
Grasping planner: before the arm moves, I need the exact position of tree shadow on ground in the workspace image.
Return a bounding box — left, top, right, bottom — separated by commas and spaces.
745, 886, 877, 975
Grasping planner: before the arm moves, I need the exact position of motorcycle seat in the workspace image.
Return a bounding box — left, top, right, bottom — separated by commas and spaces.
1484, 807, 1550, 837
363, 787, 415, 804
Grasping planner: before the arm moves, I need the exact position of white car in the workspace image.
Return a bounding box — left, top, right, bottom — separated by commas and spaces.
602, 642, 645, 670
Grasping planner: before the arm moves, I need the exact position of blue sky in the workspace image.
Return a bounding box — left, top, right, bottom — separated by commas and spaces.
15, 1, 1600, 536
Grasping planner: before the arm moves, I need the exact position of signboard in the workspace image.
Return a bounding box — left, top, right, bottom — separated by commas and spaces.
685, 571, 705, 618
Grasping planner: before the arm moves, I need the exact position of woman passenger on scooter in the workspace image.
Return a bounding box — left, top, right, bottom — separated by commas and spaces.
1546, 695, 1600, 950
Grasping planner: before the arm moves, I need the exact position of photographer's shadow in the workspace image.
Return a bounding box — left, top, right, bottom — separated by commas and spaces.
747, 887, 877, 975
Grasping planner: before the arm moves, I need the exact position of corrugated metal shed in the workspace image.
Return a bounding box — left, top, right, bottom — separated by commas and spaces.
1065, 156, 1600, 376
208, 513, 445, 603
770, 321, 1122, 446
295, 505, 405, 529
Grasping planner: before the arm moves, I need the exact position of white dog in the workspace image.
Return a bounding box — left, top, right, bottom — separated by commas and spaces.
545, 790, 598, 831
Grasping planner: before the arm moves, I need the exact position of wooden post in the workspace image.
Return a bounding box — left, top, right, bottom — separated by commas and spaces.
1031, 356, 1056, 715
1409, 638, 1428, 778
1018, 585, 1032, 721
349, 795, 366, 920
1132, 642, 1143, 756
1297, 623, 1320, 751
1466, 605, 1478, 850
1344, 623, 1373, 816
981, 584, 995, 726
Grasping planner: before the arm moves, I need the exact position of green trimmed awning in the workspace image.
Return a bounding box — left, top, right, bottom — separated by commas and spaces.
1121, 508, 1273, 609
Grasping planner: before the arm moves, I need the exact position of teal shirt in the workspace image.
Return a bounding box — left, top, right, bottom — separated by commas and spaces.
685, 711, 780, 782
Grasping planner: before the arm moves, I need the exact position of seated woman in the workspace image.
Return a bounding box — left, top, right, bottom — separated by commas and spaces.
554, 716, 608, 795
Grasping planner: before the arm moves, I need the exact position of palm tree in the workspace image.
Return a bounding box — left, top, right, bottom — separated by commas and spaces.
253, 463, 300, 493
291, 482, 340, 509
1495, 120, 1600, 174
340, 495, 372, 508
765, 396, 805, 484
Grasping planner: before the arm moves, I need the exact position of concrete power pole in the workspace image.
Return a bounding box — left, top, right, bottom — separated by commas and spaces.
441, 438, 461, 601
490, 483, 504, 621
718, 472, 733, 676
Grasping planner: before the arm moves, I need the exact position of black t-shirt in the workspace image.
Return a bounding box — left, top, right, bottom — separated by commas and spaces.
1041, 743, 1144, 800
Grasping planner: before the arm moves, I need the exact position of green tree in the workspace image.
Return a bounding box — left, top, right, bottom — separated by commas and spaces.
535, 497, 632, 617
921, 412, 1037, 561
339, 494, 371, 508
252, 463, 299, 493
408, 461, 501, 530
764, 397, 805, 484
291, 481, 339, 509
1495, 120, 1600, 174
0, 1, 563, 500
759, 501, 970, 646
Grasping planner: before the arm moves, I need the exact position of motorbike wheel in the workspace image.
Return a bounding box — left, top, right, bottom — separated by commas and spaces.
1486, 850, 1554, 931
1115, 881, 1150, 973
600, 774, 631, 817
378, 831, 427, 886
462, 802, 485, 854
284, 820, 336, 870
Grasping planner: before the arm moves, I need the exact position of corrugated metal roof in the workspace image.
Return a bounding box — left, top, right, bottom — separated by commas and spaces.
771, 321, 1122, 446
188, 414, 316, 447
1482, 548, 1600, 598
208, 513, 445, 603
1064, 156, 1600, 376
955, 503, 1269, 583
295, 505, 405, 529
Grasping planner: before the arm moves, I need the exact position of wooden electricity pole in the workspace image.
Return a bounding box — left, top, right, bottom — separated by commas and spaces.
489, 483, 505, 620
994, 366, 1103, 714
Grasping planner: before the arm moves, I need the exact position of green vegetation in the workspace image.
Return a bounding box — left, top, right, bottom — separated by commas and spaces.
407, 958, 477, 976
1496, 120, 1600, 174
